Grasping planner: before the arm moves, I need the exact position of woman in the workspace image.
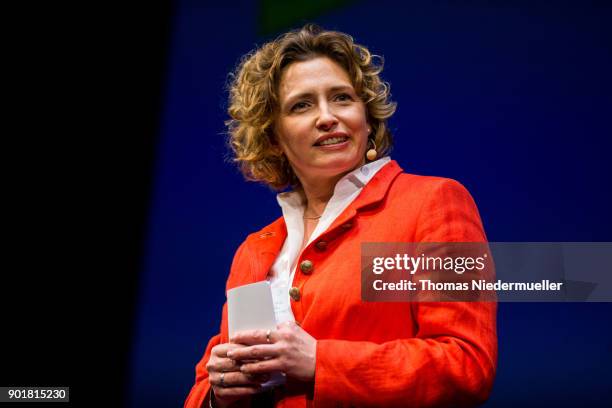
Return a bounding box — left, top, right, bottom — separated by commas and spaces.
185, 24, 497, 408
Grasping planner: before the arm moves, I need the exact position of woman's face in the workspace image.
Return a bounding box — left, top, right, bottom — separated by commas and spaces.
273, 57, 370, 185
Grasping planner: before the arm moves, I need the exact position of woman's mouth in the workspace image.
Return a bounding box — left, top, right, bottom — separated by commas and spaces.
315, 136, 349, 146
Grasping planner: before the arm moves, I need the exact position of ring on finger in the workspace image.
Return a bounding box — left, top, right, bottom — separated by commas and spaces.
219, 372, 225, 387
266, 329, 271, 343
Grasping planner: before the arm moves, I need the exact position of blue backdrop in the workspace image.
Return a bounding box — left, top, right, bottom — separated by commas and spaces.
128, 1, 612, 406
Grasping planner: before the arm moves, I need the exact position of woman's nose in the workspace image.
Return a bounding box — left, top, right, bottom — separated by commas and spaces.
315, 104, 338, 131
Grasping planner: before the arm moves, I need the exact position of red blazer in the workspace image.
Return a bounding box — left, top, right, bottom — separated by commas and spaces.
185, 160, 497, 408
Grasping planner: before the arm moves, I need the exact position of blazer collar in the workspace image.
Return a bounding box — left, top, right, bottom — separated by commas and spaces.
326, 159, 403, 232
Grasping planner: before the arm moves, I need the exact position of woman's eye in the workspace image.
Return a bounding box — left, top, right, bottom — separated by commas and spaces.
335, 93, 353, 102
291, 101, 309, 112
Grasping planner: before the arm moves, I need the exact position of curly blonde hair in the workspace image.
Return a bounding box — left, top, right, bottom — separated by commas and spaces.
226, 24, 397, 190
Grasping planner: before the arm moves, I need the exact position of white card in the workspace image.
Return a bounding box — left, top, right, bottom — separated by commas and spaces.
227, 280, 286, 389
227, 281, 278, 337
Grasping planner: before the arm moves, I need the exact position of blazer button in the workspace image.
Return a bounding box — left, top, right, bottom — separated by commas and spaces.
300, 260, 314, 274
315, 241, 328, 251
289, 286, 301, 301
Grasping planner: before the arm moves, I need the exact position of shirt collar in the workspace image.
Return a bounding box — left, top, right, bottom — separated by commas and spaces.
276, 156, 391, 214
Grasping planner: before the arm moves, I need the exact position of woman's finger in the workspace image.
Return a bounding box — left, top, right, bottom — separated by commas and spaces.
209, 371, 259, 388
227, 344, 279, 361
231, 328, 276, 346
207, 356, 241, 374
219, 357, 241, 372
212, 342, 246, 357
240, 358, 282, 375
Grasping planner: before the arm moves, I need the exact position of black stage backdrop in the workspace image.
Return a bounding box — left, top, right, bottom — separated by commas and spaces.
3, 1, 173, 406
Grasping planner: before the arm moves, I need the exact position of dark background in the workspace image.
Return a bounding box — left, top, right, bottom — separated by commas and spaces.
4, 1, 611, 407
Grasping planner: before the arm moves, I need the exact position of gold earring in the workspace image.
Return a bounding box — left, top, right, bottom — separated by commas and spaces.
366, 138, 377, 161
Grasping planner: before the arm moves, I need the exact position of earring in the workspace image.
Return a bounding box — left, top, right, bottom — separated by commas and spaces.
366, 138, 377, 161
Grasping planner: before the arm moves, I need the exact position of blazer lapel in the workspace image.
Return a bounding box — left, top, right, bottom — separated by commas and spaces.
245, 217, 287, 282
325, 160, 404, 232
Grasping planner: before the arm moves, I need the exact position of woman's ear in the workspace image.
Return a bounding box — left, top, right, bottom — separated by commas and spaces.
271, 144, 284, 157
268, 131, 284, 157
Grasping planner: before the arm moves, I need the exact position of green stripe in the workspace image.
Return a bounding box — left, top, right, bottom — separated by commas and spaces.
259, 0, 355, 36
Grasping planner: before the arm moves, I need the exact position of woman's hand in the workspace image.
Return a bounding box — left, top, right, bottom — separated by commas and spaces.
206, 343, 266, 407
228, 321, 317, 382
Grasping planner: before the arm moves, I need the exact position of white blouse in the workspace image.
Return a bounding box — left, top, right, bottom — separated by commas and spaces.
268, 157, 391, 323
